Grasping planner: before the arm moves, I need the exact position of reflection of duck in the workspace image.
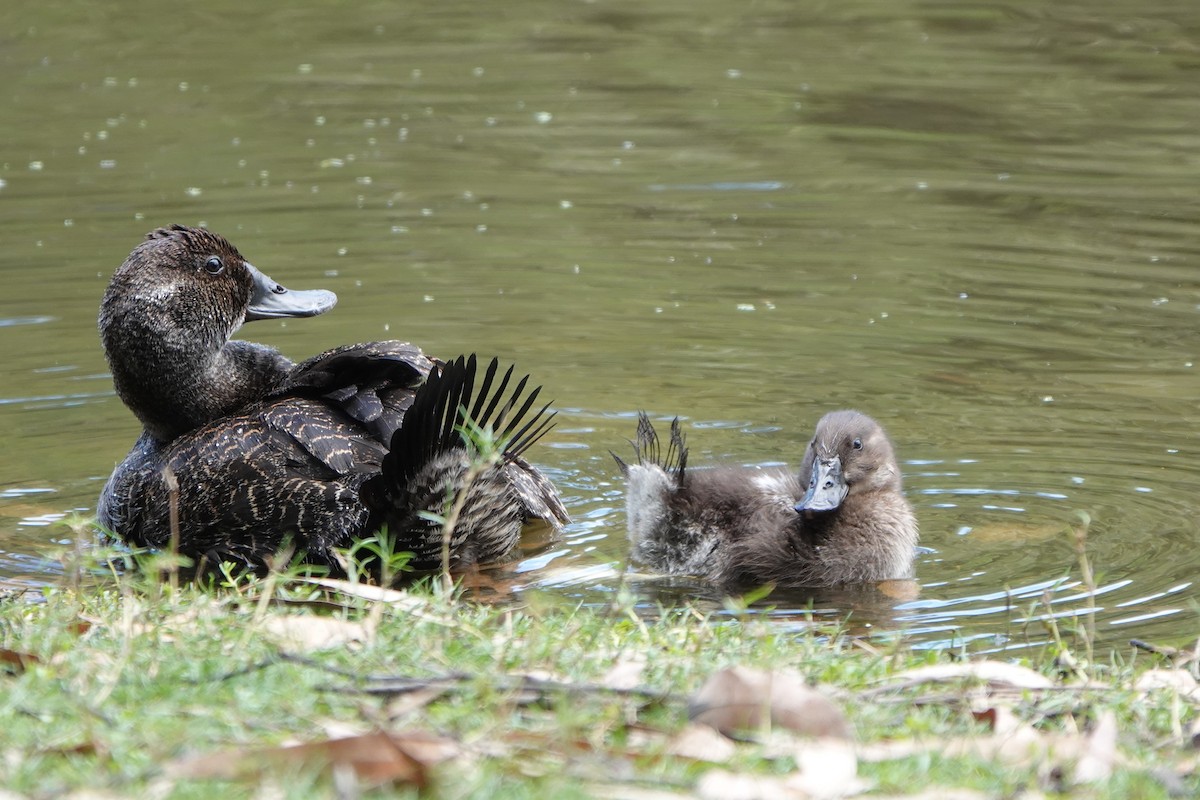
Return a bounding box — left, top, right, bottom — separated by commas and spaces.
614, 410, 917, 590
98, 225, 567, 574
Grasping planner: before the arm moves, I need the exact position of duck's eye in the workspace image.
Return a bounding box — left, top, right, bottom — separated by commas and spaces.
204, 256, 224, 275
851, 438, 863, 450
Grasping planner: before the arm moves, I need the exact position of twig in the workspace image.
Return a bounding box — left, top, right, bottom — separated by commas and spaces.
190, 651, 673, 704
162, 465, 180, 593
858, 681, 1117, 701
337, 672, 674, 703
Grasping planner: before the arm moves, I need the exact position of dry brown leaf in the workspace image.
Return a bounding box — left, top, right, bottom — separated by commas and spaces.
869, 791, 993, 800
856, 739, 935, 762
294, 577, 427, 610
602, 655, 647, 690
883, 661, 1053, 691
168, 730, 457, 788
875, 579, 921, 601
1073, 710, 1117, 784
966, 521, 1068, 545
0, 648, 40, 673
66, 619, 93, 636
695, 769, 807, 800
128, 607, 207, 640
967, 706, 1045, 765
861, 707, 1046, 768
260, 614, 369, 652
690, 667, 851, 739
1134, 669, 1200, 701
666, 723, 737, 763
385, 685, 449, 721
586, 784, 694, 800
790, 737, 867, 798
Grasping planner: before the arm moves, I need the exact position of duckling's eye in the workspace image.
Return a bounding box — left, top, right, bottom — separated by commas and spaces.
851, 438, 863, 450
204, 256, 224, 275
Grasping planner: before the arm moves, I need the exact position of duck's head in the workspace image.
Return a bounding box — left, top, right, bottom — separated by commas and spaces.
99, 225, 338, 440
795, 410, 901, 514
100, 225, 336, 345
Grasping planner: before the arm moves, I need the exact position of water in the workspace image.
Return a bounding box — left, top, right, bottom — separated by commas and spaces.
2, 0, 1199, 651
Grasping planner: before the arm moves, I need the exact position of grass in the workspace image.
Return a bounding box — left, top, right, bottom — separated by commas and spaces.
0, 560, 1197, 799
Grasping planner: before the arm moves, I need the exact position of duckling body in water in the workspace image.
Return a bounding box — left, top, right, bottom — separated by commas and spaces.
98, 225, 567, 574
614, 411, 917, 591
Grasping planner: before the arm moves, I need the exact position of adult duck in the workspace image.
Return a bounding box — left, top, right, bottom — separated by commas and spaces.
98, 224, 568, 575
614, 410, 917, 591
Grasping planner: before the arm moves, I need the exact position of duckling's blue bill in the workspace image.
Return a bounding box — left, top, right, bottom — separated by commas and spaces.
795, 456, 848, 513
245, 263, 338, 320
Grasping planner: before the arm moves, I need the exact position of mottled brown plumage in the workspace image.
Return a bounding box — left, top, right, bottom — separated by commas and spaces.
98, 225, 567, 575
615, 410, 917, 591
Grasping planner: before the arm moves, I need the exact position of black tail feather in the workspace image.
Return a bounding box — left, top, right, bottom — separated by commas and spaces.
468, 357, 501, 422
507, 403, 557, 460
475, 364, 516, 431
382, 355, 557, 488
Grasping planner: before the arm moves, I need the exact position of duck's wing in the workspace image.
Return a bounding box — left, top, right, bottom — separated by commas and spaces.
273, 341, 436, 444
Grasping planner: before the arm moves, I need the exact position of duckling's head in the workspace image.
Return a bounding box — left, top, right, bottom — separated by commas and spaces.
795, 410, 901, 514
99, 225, 337, 440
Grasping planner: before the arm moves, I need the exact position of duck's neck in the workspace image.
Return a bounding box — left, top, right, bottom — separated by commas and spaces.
104, 320, 293, 442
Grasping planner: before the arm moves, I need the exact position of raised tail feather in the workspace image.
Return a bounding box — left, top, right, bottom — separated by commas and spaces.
383, 354, 557, 481
612, 412, 688, 479
361, 355, 563, 569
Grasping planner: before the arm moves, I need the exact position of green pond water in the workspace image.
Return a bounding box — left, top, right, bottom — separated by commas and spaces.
2, 1, 1199, 651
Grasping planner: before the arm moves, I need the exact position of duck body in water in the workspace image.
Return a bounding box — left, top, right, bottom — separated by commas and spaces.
98, 225, 567, 574
614, 410, 917, 591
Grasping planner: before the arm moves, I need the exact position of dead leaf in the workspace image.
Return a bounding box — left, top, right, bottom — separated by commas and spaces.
602, 655, 647, 690
40, 740, 102, 758
67, 619, 93, 636
1073, 710, 1117, 784
869, 791, 993, 800
790, 737, 868, 798
875, 579, 921, 601
966, 521, 1069, 545
696, 769, 807, 800
968, 706, 1045, 765
587, 785, 693, 800
690, 667, 851, 740
666, 723, 737, 763
857, 739, 935, 762
168, 730, 456, 788
128, 607, 207, 640
385, 685, 449, 721
0, 648, 40, 673
295, 577, 427, 611
879, 661, 1054, 691
1134, 669, 1200, 701
260, 614, 369, 652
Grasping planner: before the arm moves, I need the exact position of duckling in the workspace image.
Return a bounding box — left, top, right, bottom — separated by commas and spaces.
97, 225, 567, 575
614, 410, 917, 590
